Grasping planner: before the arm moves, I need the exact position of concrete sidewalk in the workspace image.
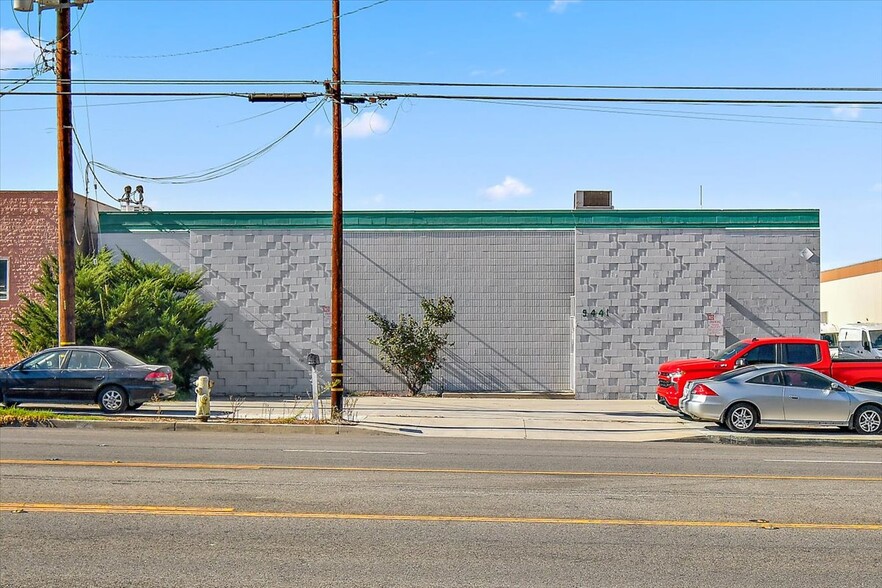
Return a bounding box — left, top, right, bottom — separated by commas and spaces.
35, 396, 881, 446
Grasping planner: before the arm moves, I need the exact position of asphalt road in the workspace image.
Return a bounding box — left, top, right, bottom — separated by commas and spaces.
1, 428, 880, 587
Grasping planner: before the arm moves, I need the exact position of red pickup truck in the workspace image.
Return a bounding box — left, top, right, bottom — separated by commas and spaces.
656, 337, 882, 410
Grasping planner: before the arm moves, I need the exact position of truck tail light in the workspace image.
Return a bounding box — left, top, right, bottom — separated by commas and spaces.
145, 370, 171, 382
692, 384, 718, 396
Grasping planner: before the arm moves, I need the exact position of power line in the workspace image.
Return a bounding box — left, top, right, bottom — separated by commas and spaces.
4, 89, 880, 106
344, 80, 882, 92
2, 90, 254, 98
91, 99, 326, 184
377, 93, 882, 105
70, 124, 121, 203
81, 0, 389, 59
461, 98, 881, 128
0, 70, 49, 95
19, 78, 324, 86
0, 95, 226, 112
15, 78, 882, 93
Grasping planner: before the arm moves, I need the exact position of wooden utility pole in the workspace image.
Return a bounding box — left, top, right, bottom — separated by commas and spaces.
330, 0, 344, 414
57, 3, 76, 346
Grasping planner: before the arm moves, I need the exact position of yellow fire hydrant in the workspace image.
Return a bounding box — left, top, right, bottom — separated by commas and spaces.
195, 375, 213, 421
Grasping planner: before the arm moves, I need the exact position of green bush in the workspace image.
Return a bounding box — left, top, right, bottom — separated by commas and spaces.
11, 248, 223, 392
367, 296, 455, 395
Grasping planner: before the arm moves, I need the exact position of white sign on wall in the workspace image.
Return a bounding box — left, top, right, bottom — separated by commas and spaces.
706, 313, 724, 336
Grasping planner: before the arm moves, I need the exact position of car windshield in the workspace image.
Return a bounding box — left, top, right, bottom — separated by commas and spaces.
870, 330, 882, 350
711, 366, 760, 381
709, 342, 748, 361
106, 349, 146, 367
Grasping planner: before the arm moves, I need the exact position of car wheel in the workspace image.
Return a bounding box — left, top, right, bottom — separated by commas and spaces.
725, 403, 758, 433
853, 405, 882, 435
98, 386, 128, 414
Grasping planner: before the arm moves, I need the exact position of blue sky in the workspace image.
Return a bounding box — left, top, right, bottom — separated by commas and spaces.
1, 0, 880, 270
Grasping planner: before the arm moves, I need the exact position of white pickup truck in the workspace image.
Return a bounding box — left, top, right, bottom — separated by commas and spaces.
839, 323, 882, 359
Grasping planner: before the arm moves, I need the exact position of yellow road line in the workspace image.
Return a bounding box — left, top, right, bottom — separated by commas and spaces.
1, 502, 879, 531
1, 459, 880, 482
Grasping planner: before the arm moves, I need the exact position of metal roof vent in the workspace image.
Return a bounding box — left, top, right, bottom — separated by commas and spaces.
574, 190, 613, 210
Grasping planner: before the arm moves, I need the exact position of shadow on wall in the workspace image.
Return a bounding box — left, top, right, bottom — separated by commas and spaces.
204, 272, 326, 398
725, 295, 784, 339
727, 247, 817, 315
343, 235, 572, 393
724, 244, 820, 343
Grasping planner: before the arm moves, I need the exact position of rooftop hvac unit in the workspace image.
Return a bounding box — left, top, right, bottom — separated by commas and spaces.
574, 190, 613, 209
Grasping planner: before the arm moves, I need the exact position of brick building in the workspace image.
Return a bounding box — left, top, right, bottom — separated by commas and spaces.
99, 208, 821, 398
0, 191, 115, 366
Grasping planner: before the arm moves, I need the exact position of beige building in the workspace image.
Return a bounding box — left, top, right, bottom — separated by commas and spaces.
820, 258, 882, 326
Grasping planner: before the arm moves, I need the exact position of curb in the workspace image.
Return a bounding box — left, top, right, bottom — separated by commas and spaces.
669, 431, 882, 447
7, 419, 879, 446
44, 419, 395, 436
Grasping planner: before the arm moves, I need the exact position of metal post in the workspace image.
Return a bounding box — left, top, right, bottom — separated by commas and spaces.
330, 0, 344, 415
311, 364, 320, 421
56, 4, 76, 346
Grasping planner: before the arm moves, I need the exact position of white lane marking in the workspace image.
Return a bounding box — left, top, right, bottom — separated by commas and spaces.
764, 459, 882, 465
282, 449, 427, 455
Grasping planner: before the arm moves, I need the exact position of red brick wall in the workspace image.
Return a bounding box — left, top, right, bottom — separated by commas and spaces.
0, 192, 58, 366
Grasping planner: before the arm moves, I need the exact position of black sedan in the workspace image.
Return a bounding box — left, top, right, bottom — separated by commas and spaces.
1, 346, 176, 413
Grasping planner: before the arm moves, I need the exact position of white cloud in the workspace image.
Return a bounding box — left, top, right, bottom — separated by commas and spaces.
469, 68, 506, 78
549, 0, 581, 14
0, 29, 40, 70
343, 111, 391, 138
483, 176, 533, 201
832, 105, 862, 120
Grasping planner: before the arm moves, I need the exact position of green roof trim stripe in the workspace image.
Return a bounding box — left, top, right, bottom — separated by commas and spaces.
98, 209, 820, 233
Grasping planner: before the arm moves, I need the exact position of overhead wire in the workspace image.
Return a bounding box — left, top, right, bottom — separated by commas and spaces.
82, 0, 389, 59
457, 98, 882, 127
18, 78, 324, 86
91, 98, 327, 184
14, 78, 882, 93
0, 95, 228, 112
0, 70, 47, 95
345, 80, 882, 92
218, 102, 296, 127
4, 89, 879, 107
76, 20, 101, 251
375, 93, 882, 105
71, 124, 121, 204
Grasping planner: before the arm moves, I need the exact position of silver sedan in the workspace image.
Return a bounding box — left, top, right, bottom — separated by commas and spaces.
679, 365, 882, 434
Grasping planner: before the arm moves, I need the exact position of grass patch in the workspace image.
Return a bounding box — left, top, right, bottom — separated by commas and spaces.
0, 406, 57, 427
0, 406, 107, 426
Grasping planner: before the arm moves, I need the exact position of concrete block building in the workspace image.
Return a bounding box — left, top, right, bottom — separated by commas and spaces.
98, 208, 820, 399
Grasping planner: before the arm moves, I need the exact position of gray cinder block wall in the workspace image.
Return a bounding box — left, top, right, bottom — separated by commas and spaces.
344, 231, 573, 393
724, 230, 821, 343
571, 229, 820, 399
100, 210, 820, 399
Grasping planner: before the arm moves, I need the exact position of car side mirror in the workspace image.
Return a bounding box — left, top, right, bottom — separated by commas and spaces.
827, 384, 845, 394
735, 358, 747, 368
